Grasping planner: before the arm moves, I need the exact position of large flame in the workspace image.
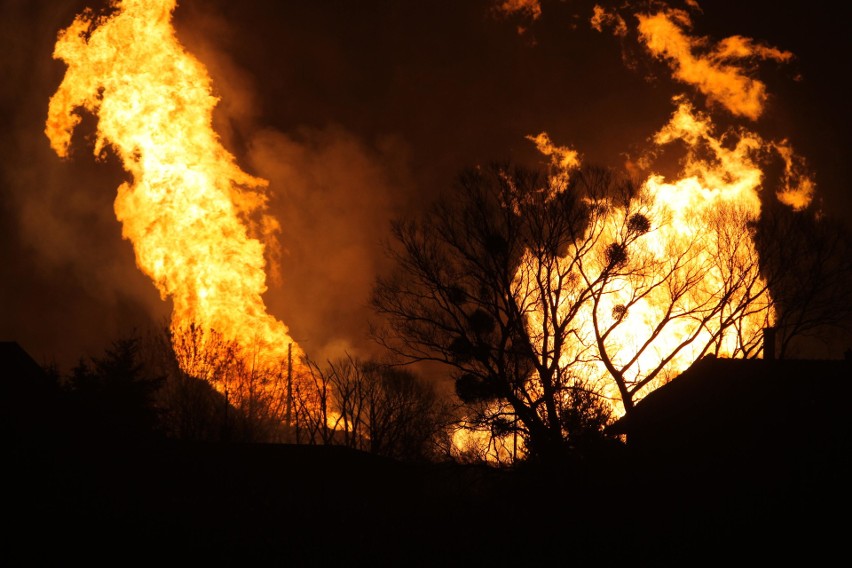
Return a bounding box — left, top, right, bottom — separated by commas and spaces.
45, 0, 301, 382
528, 99, 777, 412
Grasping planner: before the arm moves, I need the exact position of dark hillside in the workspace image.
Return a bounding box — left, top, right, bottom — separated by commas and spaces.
4, 342, 850, 565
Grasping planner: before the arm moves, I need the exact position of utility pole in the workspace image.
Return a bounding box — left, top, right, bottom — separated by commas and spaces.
286, 342, 293, 441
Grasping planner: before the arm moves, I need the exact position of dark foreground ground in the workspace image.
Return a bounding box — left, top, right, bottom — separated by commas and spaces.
5, 431, 849, 567
3, 343, 849, 566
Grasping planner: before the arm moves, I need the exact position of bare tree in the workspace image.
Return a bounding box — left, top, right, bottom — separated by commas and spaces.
149, 324, 290, 443
142, 324, 227, 442
373, 165, 618, 461
360, 361, 451, 461
587, 200, 772, 411
292, 357, 337, 445
292, 355, 452, 461
756, 202, 852, 358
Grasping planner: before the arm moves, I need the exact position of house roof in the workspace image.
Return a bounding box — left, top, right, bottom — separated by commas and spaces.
0, 341, 55, 404
608, 355, 852, 436
1, 341, 47, 380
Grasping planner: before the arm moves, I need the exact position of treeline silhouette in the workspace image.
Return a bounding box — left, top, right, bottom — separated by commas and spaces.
2, 337, 625, 565
4, 331, 849, 563
33, 327, 460, 462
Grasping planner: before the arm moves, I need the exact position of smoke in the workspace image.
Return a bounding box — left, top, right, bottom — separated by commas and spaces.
1, 0, 169, 366
170, 2, 412, 364
248, 125, 408, 364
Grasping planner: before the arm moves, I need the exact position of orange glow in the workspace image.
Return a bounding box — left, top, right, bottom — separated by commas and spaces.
495, 0, 542, 21
591, 5, 627, 37
773, 140, 815, 210
46, 0, 301, 390
527, 132, 581, 188
452, 423, 521, 465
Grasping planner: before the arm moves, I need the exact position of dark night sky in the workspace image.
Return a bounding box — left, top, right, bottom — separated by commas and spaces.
1, 0, 849, 370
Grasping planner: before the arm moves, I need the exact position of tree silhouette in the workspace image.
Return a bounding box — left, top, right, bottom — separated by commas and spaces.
141, 324, 229, 442
756, 202, 852, 358
160, 323, 290, 443
63, 333, 164, 442
293, 355, 452, 461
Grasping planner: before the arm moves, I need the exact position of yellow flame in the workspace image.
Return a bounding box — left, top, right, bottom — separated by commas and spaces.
606, 101, 770, 398
452, 423, 522, 464
526, 99, 781, 415
46, 0, 301, 383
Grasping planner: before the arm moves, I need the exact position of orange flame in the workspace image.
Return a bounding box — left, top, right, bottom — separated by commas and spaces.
635, 8, 792, 120
46, 0, 301, 380
495, 0, 542, 21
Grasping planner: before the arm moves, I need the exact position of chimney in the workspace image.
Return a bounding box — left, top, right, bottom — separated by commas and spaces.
763, 327, 776, 361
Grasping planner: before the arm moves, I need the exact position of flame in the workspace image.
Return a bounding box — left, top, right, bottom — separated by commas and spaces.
562, 3, 813, 414
634, 8, 793, 120
772, 140, 815, 210
590, 5, 627, 37
445, 4, 818, 460
452, 424, 520, 465
523, 97, 808, 415
602, 99, 771, 398
526, 132, 581, 188
45, 0, 301, 384
494, 0, 542, 21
